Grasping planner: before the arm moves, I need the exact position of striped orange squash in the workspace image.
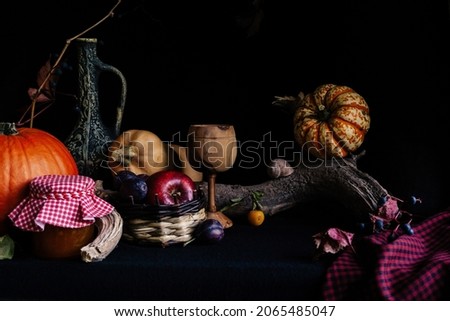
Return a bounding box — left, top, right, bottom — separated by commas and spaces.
293, 84, 370, 158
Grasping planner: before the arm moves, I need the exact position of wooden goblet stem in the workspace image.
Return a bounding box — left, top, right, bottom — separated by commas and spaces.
208, 172, 217, 213
206, 172, 233, 229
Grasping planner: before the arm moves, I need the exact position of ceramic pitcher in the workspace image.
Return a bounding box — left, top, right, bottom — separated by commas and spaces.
65, 38, 127, 179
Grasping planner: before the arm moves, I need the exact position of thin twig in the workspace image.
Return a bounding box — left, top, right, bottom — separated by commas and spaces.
24, 0, 122, 128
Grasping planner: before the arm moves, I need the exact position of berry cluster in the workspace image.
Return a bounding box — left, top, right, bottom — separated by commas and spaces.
358, 194, 422, 242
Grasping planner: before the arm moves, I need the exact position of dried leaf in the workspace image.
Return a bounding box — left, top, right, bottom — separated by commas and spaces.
36, 58, 52, 88
27, 88, 52, 103
0, 234, 14, 260
313, 227, 354, 255
377, 196, 400, 221
31, 56, 61, 101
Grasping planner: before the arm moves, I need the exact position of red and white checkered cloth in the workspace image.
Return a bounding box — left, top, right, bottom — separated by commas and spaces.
322, 209, 450, 300
8, 175, 114, 232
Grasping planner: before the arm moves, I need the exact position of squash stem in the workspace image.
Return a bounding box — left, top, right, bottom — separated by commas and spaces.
317, 105, 331, 121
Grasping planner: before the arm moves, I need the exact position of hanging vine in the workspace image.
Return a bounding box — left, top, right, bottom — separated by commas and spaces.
18, 0, 123, 128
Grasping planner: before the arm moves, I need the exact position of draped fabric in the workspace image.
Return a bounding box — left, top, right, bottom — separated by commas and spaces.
322, 210, 450, 300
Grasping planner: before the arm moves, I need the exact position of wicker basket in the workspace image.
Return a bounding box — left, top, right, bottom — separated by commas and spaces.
113, 193, 206, 247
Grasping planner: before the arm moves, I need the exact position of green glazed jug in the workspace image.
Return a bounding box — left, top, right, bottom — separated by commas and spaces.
65, 38, 127, 179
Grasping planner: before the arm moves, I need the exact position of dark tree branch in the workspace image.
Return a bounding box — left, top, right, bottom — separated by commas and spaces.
199, 153, 388, 221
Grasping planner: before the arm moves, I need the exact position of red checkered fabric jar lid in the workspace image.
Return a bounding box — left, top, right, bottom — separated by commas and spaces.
8, 175, 114, 232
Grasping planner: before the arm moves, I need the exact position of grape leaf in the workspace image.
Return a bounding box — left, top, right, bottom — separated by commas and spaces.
313, 227, 354, 255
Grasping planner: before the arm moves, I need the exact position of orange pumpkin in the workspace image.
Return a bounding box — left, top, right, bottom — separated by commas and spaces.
0, 123, 79, 235
293, 84, 370, 158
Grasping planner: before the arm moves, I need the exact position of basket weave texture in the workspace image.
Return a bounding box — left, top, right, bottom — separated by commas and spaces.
114, 194, 206, 247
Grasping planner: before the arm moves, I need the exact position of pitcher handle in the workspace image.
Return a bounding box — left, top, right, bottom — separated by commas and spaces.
94, 60, 127, 137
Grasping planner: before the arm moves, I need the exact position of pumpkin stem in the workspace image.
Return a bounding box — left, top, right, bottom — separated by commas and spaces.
317, 105, 331, 121
0, 123, 19, 136
271, 91, 305, 115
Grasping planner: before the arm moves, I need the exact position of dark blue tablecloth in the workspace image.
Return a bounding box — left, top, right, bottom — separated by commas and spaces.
1, 206, 334, 301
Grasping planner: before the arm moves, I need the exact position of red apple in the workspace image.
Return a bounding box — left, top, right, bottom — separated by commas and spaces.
146, 170, 196, 205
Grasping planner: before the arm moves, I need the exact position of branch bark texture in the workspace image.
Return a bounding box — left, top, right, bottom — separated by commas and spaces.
200, 155, 388, 221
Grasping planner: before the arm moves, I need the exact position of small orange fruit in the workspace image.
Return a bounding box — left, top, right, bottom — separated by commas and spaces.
247, 210, 265, 226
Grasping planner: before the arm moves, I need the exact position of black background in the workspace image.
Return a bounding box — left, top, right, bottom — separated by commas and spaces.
2, 0, 450, 215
